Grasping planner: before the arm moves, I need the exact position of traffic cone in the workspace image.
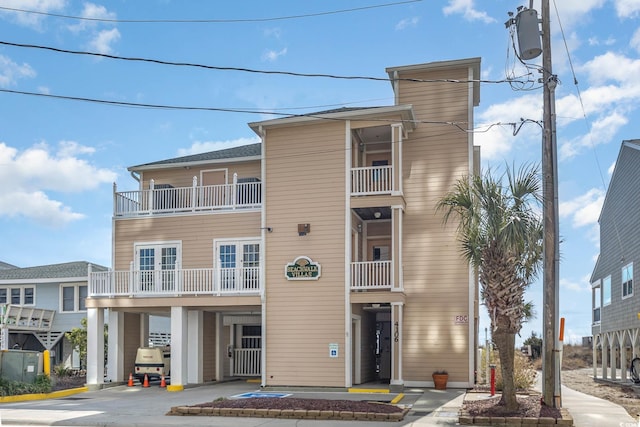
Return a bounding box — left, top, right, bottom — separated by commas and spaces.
143, 374, 149, 388
127, 372, 134, 387
160, 374, 166, 388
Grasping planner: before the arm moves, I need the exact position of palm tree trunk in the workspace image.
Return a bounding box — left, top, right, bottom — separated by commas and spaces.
493, 330, 518, 411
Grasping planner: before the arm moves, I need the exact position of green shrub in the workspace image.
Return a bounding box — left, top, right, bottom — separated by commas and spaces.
0, 375, 51, 396
53, 364, 74, 377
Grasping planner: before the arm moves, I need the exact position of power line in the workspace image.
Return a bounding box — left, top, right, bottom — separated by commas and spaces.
0, 87, 522, 134
0, 1, 421, 24
0, 40, 531, 85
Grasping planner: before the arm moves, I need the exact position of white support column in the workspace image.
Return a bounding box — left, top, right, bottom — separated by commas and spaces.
169, 306, 188, 391
621, 344, 628, 382
106, 309, 124, 383
610, 342, 617, 380
216, 312, 223, 382
389, 302, 404, 391
187, 310, 203, 384
87, 307, 105, 389
592, 335, 598, 378
602, 338, 609, 379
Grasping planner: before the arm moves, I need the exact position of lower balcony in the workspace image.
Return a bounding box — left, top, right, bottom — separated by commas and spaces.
90, 267, 260, 297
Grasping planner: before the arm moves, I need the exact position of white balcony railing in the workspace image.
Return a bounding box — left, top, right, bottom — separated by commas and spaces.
350, 261, 392, 290
233, 348, 261, 376
114, 176, 261, 218
351, 165, 393, 195
90, 267, 260, 297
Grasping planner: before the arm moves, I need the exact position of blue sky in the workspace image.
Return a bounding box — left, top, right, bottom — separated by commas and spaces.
0, 0, 639, 345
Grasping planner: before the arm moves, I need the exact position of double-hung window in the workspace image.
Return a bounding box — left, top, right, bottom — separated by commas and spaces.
592, 283, 601, 324
61, 284, 88, 312
622, 263, 633, 299
0, 286, 35, 305
603, 275, 611, 306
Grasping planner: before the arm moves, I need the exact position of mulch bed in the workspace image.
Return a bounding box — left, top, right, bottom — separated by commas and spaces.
193, 397, 404, 413
462, 393, 562, 418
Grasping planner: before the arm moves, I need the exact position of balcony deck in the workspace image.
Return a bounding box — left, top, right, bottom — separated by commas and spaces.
90, 268, 260, 297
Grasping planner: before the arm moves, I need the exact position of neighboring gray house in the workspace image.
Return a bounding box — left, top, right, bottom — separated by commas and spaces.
591, 139, 640, 381
0, 261, 108, 368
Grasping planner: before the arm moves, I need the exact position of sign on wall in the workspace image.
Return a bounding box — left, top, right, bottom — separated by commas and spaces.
285, 256, 321, 280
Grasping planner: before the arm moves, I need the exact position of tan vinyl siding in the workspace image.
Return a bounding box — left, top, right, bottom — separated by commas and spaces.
123, 313, 141, 377
114, 212, 260, 270
263, 122, 347, 387
398, 65, 473, 383
139, 160, 260, 189
202, 312, 216, 381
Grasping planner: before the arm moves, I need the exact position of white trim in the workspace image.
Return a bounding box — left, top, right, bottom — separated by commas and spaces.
0, 285, 36, 306
200, 168, 229, 184
130, 156, 261, 172
59, 283, 88, 313
345, 119, 353, 388
352, 315, 361, 385
622, 262, 634, 299
259, 129, 267, 387
0, 277, 88, 285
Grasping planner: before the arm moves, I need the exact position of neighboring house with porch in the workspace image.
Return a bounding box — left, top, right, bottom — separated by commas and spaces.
0, 261, 108, 368
87, 57, 481, 391
591, 139, 640, 382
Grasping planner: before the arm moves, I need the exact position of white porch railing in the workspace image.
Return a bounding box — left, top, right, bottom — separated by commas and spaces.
350, 261, 392, 290
114, 175, 261, 217
233, 348, 261, 376
351, 165, 393, 195
89, 267, 261, 297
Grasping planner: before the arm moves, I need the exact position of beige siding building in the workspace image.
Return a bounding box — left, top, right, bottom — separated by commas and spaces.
86, 57, 481, 391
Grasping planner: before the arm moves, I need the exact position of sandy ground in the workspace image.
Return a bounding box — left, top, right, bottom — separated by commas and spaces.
562, 368, 640, 418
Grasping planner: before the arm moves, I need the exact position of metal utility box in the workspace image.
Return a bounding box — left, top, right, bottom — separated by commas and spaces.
0, 350, 43, 383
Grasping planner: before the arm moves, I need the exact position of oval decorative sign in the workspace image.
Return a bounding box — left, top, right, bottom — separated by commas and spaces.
285, 256, 321, 280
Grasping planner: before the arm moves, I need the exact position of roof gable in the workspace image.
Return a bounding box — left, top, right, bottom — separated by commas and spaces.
129, 143, 261, 171
0, 261, 108, 281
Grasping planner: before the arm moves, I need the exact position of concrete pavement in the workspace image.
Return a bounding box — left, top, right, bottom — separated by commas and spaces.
0, 378, 636, 426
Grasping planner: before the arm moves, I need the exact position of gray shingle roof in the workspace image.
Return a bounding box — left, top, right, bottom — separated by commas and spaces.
0, 261, 108, 281
130, 143, 261, 170
0, 261, 18, 270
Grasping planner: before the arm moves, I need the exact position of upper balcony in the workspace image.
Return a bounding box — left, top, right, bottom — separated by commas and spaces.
114, 176, 261, 218
351, 165, 392, 195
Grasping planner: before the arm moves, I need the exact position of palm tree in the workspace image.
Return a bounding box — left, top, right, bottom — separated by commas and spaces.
437, 164, 543, 411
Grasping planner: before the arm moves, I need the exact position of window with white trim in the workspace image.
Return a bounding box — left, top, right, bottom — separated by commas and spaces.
0, 286, 35, 305
603, 275, 611, 306
215, 239, 260, 292
592, 283, 601, 324
61, 284, 88, 312
622, 263, 633, 299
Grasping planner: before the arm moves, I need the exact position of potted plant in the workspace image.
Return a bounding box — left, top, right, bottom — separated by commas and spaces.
432, 370, 448, 390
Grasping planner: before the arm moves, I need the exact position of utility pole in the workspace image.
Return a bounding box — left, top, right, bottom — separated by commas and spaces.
540, 0, 561, 408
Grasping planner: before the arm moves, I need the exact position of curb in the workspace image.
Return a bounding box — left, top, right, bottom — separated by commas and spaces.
167, 405, 410, 422
0, 386, 88, 403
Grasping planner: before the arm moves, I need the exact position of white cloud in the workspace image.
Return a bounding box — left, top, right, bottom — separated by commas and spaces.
631, 27, 640, 52
475, 94, 542, 160
560, 277, 590, 292
263, 28, 282, 39
262, 48, 287, 62
0, 0, 66, 28
395, 16, 419, 30
607, 160, 616, 175
613, 0, 640, 18
88, 28, 121, 54
559, 111, 628, 159
442, 0, 495, 24
0, 55, 36, 87
67, 2, 116, 32
559, 188, 604, 228
0, 141, 117, 227
177, 137, 261, 156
